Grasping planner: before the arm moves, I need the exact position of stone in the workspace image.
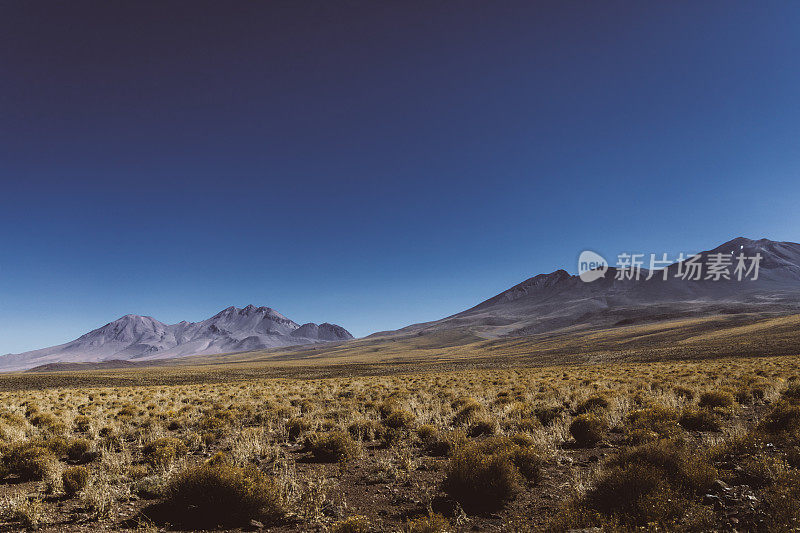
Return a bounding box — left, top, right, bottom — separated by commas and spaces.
712, 479, 731, 492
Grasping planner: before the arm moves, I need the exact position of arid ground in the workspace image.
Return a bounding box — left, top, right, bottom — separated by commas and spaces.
1, 314, 800, 531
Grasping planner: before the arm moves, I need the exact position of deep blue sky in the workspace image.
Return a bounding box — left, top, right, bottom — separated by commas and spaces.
1, 1, 799, 353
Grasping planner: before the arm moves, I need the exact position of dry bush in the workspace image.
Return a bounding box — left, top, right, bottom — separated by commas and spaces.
423, 429, 467, 457
0, 492, 44, 529
1, 442, 58, 481
1, 354, 800, 531
626, 405, 681, 442
736, 454, 786, 488
761, 470, 800, 530
304, 431, 359, 462
569, 413, 608, 447
760, 400, 800, 434
506, 445, 544, 483
556, 439, 716, 529
416, 424, 438, 442
441, 435, 543, 513
452, 399, 483, 426
73, 414, 92, 434
67, 438, 93, 462
81, 473, 115, 519
679, 408, 720, 431
697, 391, 734, 409
62, 465, 89, 496
285, 418, 312, 441
142, 437, 187, 468
442, 443, 522, 512
534, 405, 564, 426
466, 417, 497, 437
383, 409, 416, 430
618, 439, 714, 487
406, 511, 450, 532
163, 464, 286, 527
782, 383, 800, 401
575, 395, 610, 415
348, 419, 383, 441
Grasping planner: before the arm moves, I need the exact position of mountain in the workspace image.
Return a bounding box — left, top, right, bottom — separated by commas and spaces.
386, 237, 800, 339
0, 305, 353, 371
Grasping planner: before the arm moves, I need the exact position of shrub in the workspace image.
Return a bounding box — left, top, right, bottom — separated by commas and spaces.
584, 461, 667, 519
570, 414, 608, 447
534, 405, 563, 426
579, 439, 716, 527
673, 386, 694, 400
737, 454, 786, 488
452, 401, 483, 426
383, 410, 415, 430
610, 439, 716, 493
29, 436, 68, 456
786, 445, 800, 468
442, 444, 522, 512
304, 431, 359, 462
626, 428, 660, 445
285, 418, 312, 441
1, 443, 57, 481
627, 406, 680, 439
348, 419, 382, 441
406, 511, 450, 532
783, 384, 800, 402
380, 427, 405, 448
575, 396, 610, 414
0, 492, 44, 528
378, 400, 402, 419
515, 417, 541, 433
416, 424, 438, 442
163, 464, 285, 527
424, 429, 467, 457
507, 446, 544, 483
331, 515, 370, 533
133, 475, 167, 499
29, 412, 59, 429
62, 466, 89, 496
679, 408, 720, 431
142, 437, 187, 468
467, 418, 497, 437
762, 471, 800, 530
710, 431, 764, 462
735, 385, 763, 404
698, 391, 734, 409
67, 438, 92, 462
509, 432, 536, 448
73, 415, 92, 433
760, 401, 800, 434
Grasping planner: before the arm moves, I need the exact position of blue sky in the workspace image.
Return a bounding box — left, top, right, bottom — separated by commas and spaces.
1, 1, 799, 353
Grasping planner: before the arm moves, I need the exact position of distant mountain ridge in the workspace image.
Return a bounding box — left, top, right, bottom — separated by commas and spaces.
0, 305, 353, 371
4, 237, 799, 373
386, 237, 800, 339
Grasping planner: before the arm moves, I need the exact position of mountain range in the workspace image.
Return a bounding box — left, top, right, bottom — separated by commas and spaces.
2, 237, 799, 372
0, 306, 352, 371
382, 237, 800, 339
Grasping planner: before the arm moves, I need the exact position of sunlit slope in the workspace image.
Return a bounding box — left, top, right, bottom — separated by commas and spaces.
172, 312, 800, 367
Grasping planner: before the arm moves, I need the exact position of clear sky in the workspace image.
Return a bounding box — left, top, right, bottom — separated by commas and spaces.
1, 1, 799, 353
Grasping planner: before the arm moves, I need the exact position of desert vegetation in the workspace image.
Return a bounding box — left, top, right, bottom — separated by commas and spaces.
0, 355, 798, 530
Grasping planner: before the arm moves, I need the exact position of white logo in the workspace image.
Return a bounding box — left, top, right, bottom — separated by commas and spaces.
578, 250, 608, 282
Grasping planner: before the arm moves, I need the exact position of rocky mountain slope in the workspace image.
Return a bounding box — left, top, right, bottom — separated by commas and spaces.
385, 237, 800, 339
